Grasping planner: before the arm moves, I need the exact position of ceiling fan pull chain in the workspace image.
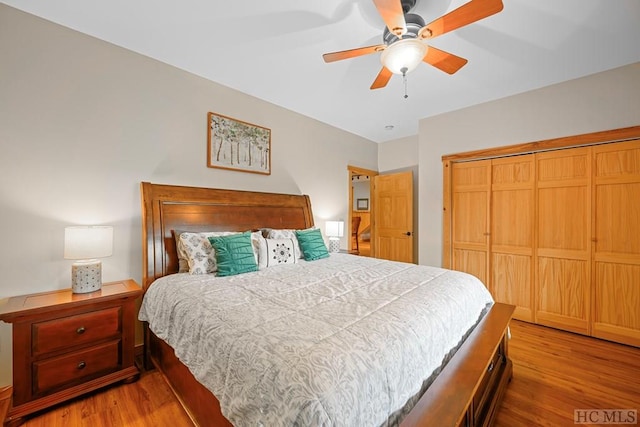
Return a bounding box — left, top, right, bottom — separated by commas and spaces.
401, 67, 409, 99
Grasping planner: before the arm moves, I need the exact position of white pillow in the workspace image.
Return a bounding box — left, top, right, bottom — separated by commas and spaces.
251, 231, 268, 269
265, 238, 297, 267
267, 228, 316, 259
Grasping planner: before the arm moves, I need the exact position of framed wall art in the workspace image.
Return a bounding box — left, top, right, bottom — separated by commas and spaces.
357, 198, 369, 210
207, 112, 271, 175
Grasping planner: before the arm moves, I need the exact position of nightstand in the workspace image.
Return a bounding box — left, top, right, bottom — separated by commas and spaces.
0, 280, 142, 427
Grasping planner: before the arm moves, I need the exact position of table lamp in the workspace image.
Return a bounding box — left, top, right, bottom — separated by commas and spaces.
325, 221, 344, 253
64, 225, 113, 293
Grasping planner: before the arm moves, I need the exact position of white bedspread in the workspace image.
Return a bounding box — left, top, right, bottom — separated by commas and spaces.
139, 253, 493, 427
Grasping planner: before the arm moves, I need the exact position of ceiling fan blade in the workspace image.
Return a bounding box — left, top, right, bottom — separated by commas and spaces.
419, 0, 503, 39
323, 44, 386, 63
373, 0, 407, 37
423, 46, 468, 74
371, 67, 393, 90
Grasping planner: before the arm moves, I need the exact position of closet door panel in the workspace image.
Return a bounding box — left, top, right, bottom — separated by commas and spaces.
595, 182, 640, 256
490, 155, 534, 321
537, 257, 589, 333
453, 249, 487, 285
452, 160, 491, 286
491, 189, 532, 249
537, 152, 588, 181
592, 141, 640, 346
491, 253, 532, 320
537, 186, 589, 251
535, 148, 591, 334
593, 263, 640, 346
453, 191, 488, 245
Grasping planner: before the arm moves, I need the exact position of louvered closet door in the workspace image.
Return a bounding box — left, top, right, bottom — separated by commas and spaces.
451, 160, 491, 286
490, 155, 535, 322
592, 140, 640, 347
535, 147, 592, 334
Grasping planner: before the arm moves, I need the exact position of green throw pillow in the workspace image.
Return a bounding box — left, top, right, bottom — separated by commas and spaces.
295, 228, 329, 261
208, 232, 258, 277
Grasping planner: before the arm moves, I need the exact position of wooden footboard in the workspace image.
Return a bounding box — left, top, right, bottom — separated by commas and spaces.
146, 302, 514, 427
401, 302, 514, 427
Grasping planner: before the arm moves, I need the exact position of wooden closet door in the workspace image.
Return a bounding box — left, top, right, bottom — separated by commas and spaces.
535, 147, 591, 334
451, 160, 491, 286
490, 155, 535, 322
592, 140, 640, 347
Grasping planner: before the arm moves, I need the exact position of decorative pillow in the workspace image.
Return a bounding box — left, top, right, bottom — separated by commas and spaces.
295, 228, 330, 261
267, 227, 316, 259
178, 231, 238, 274
265, 238, 297, 267
172, 230, 190, 273
251, 231, 268, 269
208, 232, 258, 277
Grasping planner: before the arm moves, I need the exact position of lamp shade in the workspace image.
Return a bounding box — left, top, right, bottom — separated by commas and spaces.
64, 226, 113, 260
325, 221, 344, 238
380, 38, 427, 75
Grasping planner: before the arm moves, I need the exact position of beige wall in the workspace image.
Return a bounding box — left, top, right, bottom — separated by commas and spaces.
0, 5, 378, 385
377, 135, 418, 172
418, 62, 640, 266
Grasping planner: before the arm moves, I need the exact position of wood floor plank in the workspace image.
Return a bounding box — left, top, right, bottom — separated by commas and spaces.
495, 320, 640, 427
19, 320, 640, 426
22, 367, 194, 427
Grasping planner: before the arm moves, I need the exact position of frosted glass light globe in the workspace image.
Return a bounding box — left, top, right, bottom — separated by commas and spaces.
381, 39, 427, 75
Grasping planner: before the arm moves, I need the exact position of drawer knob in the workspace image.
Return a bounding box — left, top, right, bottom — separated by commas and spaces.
76, 326, 86, 334
77, 361, 86, 370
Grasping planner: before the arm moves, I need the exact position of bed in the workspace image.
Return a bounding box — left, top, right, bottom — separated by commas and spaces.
139, 182, 514, 427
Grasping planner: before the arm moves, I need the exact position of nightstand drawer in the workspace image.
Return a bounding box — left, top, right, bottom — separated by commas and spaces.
32, 307, 121, 356
33, 340, 121, 395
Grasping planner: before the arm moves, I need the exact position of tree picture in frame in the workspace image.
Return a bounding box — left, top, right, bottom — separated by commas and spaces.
207, 112, 271, 175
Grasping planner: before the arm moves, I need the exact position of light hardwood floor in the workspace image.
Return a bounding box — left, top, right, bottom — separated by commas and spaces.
18, 321, 640, 427
20, 367, 194, 427
495, 321, 640, 427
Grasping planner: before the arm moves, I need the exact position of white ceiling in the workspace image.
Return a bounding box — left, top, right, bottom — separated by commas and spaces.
4, 0, 640, 143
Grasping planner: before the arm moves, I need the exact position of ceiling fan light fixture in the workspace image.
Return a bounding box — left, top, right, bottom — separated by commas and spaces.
380, 38, 427, 75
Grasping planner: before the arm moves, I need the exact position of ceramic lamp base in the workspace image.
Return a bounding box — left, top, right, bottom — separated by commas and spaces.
328, 237, 340, 253
71, 259, 102, 294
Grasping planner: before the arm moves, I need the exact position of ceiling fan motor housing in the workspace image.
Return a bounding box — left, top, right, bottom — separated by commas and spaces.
383, 13, 425, 45
401, 0, 418, 14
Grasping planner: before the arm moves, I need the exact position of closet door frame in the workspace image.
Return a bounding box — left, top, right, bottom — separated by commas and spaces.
442, 126, 640, 343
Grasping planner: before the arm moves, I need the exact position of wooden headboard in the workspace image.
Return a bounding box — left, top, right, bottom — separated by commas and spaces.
140, 182, 314, 290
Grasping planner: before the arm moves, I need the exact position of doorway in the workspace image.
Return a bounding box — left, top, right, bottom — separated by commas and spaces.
348, 166, 416, 263
348, 166, 378, 256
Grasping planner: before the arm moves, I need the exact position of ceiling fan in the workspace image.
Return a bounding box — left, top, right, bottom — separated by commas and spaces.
323, 0, 504, 90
